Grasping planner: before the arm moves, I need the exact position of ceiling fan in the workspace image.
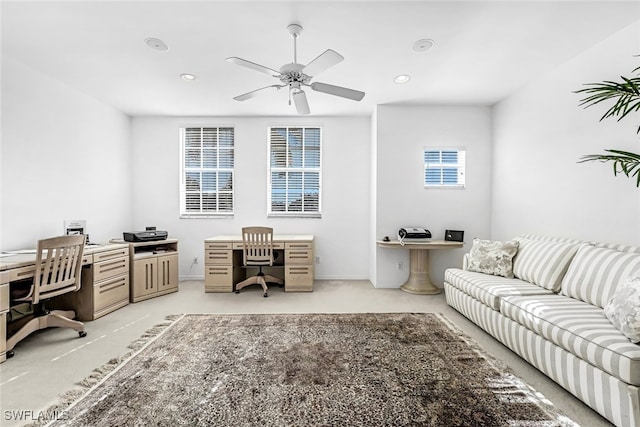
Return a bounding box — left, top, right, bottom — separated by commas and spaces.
226, 24, 365, 115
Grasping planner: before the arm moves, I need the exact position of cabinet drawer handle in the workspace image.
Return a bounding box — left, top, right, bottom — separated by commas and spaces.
99, 277, 126, 294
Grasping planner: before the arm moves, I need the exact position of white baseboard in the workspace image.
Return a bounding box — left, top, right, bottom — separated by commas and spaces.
180, 275, 204, 281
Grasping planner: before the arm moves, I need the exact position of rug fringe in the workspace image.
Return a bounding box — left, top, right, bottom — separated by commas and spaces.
24, 314, 183, 427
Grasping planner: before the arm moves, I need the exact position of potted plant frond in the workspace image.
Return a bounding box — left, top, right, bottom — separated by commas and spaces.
576, 64, 640, 186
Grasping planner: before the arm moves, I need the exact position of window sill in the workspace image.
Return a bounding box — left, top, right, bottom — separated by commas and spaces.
267, 213, 322, 219
423, 185, 465, 190
180, 213, 234, 219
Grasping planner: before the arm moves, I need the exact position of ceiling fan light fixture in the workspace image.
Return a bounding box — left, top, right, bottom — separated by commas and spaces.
180, 73, 197, 81
394, 74, 411, 84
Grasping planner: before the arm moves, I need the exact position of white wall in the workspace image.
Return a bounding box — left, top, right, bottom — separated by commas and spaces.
492, 21, 640, 245
371, 105, 493, 288
130, 116, 371, 280
0, 55, 132, 249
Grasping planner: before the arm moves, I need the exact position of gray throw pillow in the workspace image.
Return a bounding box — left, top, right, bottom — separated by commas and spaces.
604, 271, 640, 343
467, 238, 519, 278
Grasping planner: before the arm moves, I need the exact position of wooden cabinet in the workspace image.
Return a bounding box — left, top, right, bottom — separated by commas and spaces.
284, 242, 314, 292
204, 242, 243, 292
50, 244, 130, 321
204, 235, 314, 292
121, 239, 179, 303
158, 252, 179, 292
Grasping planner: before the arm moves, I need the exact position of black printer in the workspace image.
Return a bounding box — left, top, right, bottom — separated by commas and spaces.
123, 230, 168, 242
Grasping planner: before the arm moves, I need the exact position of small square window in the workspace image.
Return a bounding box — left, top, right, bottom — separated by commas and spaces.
423, 148, 466, 188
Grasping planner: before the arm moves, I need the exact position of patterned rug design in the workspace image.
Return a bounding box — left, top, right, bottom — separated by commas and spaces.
40, 313, 577, 426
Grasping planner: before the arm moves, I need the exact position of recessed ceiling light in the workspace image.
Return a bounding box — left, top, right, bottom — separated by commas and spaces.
413, 38, 435, 52
180, 73, 197, 81
145, 37, 169, 51
394, 74, 411, 84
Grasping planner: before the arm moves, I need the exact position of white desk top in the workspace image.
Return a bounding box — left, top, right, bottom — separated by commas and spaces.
376, 239, 463, 249
205, 234, 314, 242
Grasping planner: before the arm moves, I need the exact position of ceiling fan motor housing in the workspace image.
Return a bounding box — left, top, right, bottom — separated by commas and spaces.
279, 63, 310, 86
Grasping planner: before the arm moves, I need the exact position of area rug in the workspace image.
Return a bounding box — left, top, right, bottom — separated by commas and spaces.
39, 313, 577, 426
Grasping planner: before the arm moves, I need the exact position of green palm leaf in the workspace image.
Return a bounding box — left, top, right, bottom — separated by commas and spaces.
579, 150, 640, 186
575, 61, 640, 187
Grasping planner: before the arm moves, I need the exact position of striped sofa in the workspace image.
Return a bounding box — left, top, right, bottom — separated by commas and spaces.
444, 234, 640, 427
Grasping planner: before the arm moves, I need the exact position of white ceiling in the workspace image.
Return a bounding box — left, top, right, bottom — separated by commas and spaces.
2, 1, 639, 117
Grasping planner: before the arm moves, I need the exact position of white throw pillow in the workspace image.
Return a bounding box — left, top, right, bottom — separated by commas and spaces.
604, 271, 640, 343
467, 238, 519, 279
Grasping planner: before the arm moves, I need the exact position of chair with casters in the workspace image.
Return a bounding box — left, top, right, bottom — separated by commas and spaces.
6, 235, 87, 358
235, 226, 283, 298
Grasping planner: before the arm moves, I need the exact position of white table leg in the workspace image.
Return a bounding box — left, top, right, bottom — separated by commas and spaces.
400, 248, 440, 295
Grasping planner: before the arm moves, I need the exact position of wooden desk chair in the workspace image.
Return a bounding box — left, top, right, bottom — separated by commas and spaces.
7, 235, 87, 358
235, 227, 283, 298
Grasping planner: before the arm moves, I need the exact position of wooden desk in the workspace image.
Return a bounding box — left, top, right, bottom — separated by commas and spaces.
376, 239, 463, 295
204, 235, 314, 292
0, 243, 130, 363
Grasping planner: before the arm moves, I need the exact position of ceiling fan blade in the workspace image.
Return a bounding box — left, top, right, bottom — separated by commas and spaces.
233, 85, 284, 101
310, 82, 365, 101
302, 49, 344, 77
292, 90, 311, 115
226, 57, 280, 76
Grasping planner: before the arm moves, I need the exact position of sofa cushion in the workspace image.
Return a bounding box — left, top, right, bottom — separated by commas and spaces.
605, 271, 640, 343
595, 241, 640, 254
561, 245, 640, 308
466, 238, 519, 278
501, 293, 640, 385
512, 237, 581, 291
445, 268, 553, 311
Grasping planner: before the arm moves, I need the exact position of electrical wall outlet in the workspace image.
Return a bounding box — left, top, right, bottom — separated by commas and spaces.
193, 256, 198, 264
315, 256, 321, 264
397, 262, 403, 270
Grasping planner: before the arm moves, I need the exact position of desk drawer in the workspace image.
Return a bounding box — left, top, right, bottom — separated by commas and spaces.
232, 242, 285, 250
7, 265, 36, 282
94, 257, 129, 282
205, 249, 232, 264
205, 242, 232, 250
205, 266, 233, 292
93, 247, 129, 263
0, 271, 10, 286
285, 266, 314, 291
285, 244, 313, 264
94, 274, 129, 313
0, 284, 8, 312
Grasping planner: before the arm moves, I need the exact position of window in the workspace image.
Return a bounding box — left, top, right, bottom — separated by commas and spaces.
268, 126, 321, 216
423, 148, 466, 188
180, 127, 234, 217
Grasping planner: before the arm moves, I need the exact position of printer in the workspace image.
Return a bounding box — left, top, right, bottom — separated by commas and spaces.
123, 230, 168, 242
398, 227, 432, 240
